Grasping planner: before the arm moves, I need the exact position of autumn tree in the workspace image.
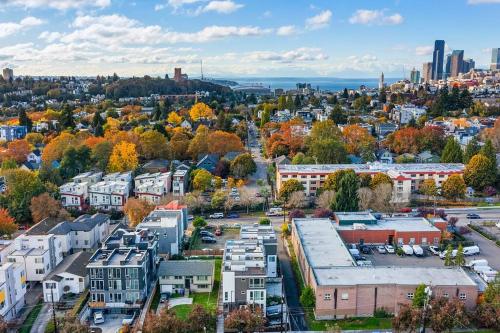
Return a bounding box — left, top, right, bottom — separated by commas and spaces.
185, 191, 206, 213
230, 153, 256, 178
58, 313, 89, 333
428, 298, 469, 333
189, 102, 213, 121
441, 174, 466, 200
192, 169, 213, 192
30, 193, 70, 223
323, 169, 350, 192
313, 207, 333, 218
464, 154, 495, 190
42, 132, 77, 163
357, 187, 373, 210
224, 307, 266, 333
370, 173, 393, 190
211, 190, 226, 210
124, 198, 155, 227
143, 306, 187, 333
107, 141, 139, 172
419, 179, 438, 200
315, 190, 336, 209
214, 159, 231, 178
187, 125, 209, 159
5, 139, 31, 164
286, 191, 307, 209
139, 130, 168, 160
386, 127, 420, 154
342, 124, 375, 156
192, 217, 207, 228
0, 208, 17, 236
207, 131, 244, 156
25, 133, 44, 146
370, 183, 394, 213
440, 137, 463, 163
167, 111, 182, 126
169, 131, 191, 160
279, 179, 304, 202
392, 303, 421, 333
187, 305, 215, 332
306, 120, 348, 163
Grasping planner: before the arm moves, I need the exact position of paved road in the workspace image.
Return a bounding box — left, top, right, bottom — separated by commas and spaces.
277, 236, 308, 331
30, 304, 51, 333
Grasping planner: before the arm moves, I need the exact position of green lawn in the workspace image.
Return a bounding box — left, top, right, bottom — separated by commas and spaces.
20, 301, 43, 333
150, 283, 161, 312
305, 310, 393, 331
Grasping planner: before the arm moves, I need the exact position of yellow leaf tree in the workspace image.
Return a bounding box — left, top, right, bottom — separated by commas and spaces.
123, 198, 155, 227
107, 141, 139, 172
189, 102, 213, 121
167, 111, 182, 126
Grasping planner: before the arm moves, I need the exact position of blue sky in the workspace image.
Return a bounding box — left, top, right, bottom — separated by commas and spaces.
0, 0, 499, 78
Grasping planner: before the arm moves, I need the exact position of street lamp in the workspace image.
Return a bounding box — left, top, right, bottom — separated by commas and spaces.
419, 286, 432, 333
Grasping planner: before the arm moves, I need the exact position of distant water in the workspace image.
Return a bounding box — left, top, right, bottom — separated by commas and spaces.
228, 77, 400, 92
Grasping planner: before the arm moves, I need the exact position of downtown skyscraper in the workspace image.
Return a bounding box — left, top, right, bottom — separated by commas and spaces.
432, 40, 445, 80
492, 48, 500, 70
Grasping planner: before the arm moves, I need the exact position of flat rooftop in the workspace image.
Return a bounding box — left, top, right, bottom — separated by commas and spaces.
278, 163, 464, 174
314, 266, 478, 286
87, 248, 146, 267
336, 217, 441, 232
293, 218, 356, 269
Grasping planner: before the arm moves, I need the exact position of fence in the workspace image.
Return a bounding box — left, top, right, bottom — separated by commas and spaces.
183, 249, 224, 257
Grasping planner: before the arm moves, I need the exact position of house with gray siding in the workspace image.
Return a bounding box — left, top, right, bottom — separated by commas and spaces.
158, 260, 214, 294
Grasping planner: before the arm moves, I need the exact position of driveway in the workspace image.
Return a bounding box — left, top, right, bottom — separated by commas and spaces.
29, 304, 51, 333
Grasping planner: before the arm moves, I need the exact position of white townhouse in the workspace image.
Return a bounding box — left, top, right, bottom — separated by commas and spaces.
88, 172, 132, 211
60, 172, 103, 210
43, 251, 92, 303
172, 169, 189, 197
134, 172, 171, 204
0, 262, 27, 321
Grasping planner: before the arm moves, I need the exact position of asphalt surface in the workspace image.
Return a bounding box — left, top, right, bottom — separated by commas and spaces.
277, 235, 308, 331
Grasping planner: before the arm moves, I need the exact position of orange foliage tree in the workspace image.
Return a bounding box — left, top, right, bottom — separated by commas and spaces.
0, 208, 17, 236
342, 124, 376, 155
385, 127, 420, 154
189, 102, 213, 121
124, 198, 155, 227
207, 130, 244, 156
107, 141, 139, 172
41, 132, 77, 163
30, 193, 70, 223
5, 139, 31, 163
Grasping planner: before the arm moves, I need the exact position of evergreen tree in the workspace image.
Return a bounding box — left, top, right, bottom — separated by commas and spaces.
455, 244, 465, 266
441, 137, 463, 163
444, 244, 454, 266
92, 112, 104, 137
152, 102, 161, 121
463, 137, 480, 163
286, 94, 295, 111
449, 86, 461, 110
328, 104, 347, 125
161, 98, 171, 119
459, 89, 473, 109
342, 88, 349, 99
294, 94, 301, 109
60, 103, 75, 129
18, 109, 32, 132
480, 139, 498, 178
331, 171, 359, 211
379, 88, 387, 103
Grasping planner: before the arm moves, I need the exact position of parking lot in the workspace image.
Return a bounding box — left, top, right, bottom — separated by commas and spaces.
364, 249, 445, 267
192, 227, 240, 250
90, 314, 129, 333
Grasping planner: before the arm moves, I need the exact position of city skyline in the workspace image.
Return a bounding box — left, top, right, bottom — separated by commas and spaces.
0, 0, 499, 78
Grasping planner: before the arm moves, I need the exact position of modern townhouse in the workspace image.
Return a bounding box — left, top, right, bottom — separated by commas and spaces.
276, 163, 464, 203
42, 251, 92, 302
240, 224, 278, 278
136, 201, 187, 256
222, 240, 267, 313
158, 260, 215, 294
0, 125, 27, 142
89, 180, 130, 211
60, 172, 103, 210
134, 172, 171, 204
290, 218, 480, 319
172, 168, 189, 197
0, 262, 27, 321
87, 227, 158, 316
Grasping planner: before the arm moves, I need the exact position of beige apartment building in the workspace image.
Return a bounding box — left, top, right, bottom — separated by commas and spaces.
276, 163, 464, 202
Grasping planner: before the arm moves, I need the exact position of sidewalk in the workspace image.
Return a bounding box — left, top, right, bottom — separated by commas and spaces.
29, 304, 51, 333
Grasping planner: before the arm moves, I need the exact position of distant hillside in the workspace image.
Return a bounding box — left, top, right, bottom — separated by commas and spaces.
104, 77, 231, 98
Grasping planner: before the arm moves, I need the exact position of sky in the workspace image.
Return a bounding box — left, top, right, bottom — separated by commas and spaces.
0, 0, 499, 78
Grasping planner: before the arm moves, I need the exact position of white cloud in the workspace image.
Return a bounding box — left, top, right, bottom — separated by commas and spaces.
305, 10, 332, 30
1, 0, 110, 10
0, 16, 44, 38
349, 9, 404, 25
415, 45, 433, 56
39, 31, 63, 42
468, 0, 500, 4
198, 0, 243, 14
276, 25, 298, 36
245, 48, 328, 63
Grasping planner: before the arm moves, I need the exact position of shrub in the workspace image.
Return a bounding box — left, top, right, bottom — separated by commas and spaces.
374, 307, 393, 318
259, 217, 271, 225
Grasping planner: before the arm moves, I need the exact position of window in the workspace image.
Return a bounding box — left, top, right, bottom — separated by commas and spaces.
126, 279, 139, 290
422, 237, 428, 245
109, 280, 122, 290
249, 278, 264, 288
174, 276, 182, 280
35, 268, 45, 275
91, 280, 104, 290
249, 290, 265, 301
34, 257, 44, 264
268, 256, 276, 262
224, 292, 228, 301
91, 293, 104, 302
197, 276, 208, 281
409, 238, 415, 245
443, 293, 449, 298
324, 293, 331, 300
341, 293, 349, 300
126, 268, 138, 278
407, 293, 414, 299
241, 291, 246, 295
459, 293, 466, 300
45, 283, 56, 289
198, 284, 209, 289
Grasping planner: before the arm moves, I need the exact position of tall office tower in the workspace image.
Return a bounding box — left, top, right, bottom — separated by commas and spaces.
450, 50, 464, 77
2, 68, 13, 81
410, 68, 420, 84
378, 72, 384, 90
432, 40, 445, 80
463, 58, 475, 73
445, 54, 452, 79
422, 62, 433, 83
491, 48, 500, 70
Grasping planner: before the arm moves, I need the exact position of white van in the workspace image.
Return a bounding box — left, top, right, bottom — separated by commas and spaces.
266, 207, 283, 216
480, 270, 498, 283
412, 245, 424, 256
93, 311, 104, 325
473, 265, 493, 274
402, 245, 414, 255
463, 245, 480, 256
466, 259, 488, 268
209, 212, 224, 219
440, 249, 458, 259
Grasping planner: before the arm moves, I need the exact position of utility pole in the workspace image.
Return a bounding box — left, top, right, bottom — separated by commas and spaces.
51, 286, 58, 333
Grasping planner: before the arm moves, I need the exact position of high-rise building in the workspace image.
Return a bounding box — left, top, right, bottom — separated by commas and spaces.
450, 50, 464, 77
410, 68, 420, 84
432, 40, 445, 80
422, 62, 433, 83
491, 48, 500, 70
445, 54, 452, 79
2, 68, 13, 82
174, 68, 182, 82
379, 72, 384, 90
463, 58, 475, 73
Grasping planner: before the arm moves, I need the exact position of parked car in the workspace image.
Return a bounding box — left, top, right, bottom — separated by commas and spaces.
466, 259, 488, 268
200, 231, 215, 238
360, 245, 371, 254
384, 245, 395, 253
412, 245, 424, 257
209, 212, 224, 219
428, 246, 440, 255
93, 312, 105, 325
187, 215, 194, 221
466, 213, 481, 219
376, 245, 387, 254
122, 313, 136, 325
266, 207, 283, 216
160, 294, 168, 303
227, 212, 240, 218
402, 245, 414, 255
201, 236, 216, 243
463, 245, 480, 256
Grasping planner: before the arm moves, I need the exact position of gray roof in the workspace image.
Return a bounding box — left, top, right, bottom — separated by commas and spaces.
158, 260, 214, 277
44, 251, 93, 281
26, 217, 65, 235
49, 213, 109, 235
